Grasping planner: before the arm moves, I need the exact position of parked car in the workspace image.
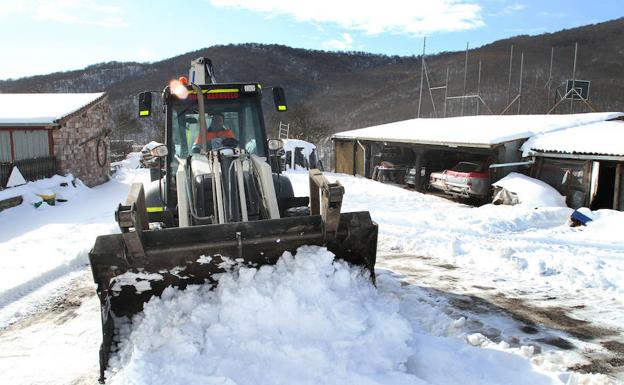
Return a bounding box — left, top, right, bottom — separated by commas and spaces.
429, 162, 490, 199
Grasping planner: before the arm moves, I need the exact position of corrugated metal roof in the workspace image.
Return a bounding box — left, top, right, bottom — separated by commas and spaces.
0, 93, 106, 126
332, 112, 624, 148
522, 120, 624, 157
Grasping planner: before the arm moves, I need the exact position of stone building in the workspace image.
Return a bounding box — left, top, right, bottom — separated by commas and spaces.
0, 93, 112, 187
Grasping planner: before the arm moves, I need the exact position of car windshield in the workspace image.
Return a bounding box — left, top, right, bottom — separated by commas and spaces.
170, 96, 267, 159
451, 162, 481, 173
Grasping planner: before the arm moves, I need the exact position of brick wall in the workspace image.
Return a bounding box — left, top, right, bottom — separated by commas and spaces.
53, 98, 113, 187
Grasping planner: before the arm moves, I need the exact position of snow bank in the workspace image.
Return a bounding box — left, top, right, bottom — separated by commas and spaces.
573, 208, 624, 243
493, 172, 567, 208
287, 170, 624, 309
108, 246, 572, 385
0, 153, 149, 327
112, 152, 150, 185
107, 246, 421, 385
0, 174, 82, 205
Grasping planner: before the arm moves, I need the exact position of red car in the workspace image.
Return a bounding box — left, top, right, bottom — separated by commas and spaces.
429, 162, 490, 199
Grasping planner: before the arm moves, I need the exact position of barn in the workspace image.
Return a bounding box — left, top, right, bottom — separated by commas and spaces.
523, 117, 624, 210
0, 93, 112, 188
331, 113, 622, 193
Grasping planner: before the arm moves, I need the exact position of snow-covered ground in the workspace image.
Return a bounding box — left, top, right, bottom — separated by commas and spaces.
0, 154, 148, 384
0, 157, 622, 384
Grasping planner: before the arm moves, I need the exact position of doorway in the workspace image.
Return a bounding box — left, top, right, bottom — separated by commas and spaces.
590, 162, 617, 210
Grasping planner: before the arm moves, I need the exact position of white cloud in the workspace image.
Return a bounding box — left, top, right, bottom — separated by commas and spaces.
0, 0, 125, 28
502, 3, 526, 14
209, 0, 484, 35
323, 33, 354, 50
488, 3, 526, 17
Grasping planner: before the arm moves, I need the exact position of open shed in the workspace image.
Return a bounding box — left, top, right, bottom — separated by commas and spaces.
522, 118, 624, 210
0, 93, 111, 188
332, 113, 622, 192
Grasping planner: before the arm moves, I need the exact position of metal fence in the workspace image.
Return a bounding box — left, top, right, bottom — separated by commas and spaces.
0, 156, 57, 189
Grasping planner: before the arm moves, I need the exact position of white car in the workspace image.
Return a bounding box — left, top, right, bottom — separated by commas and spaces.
429, 162, 490, 199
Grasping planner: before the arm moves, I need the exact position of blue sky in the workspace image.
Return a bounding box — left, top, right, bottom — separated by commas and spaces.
0, 0, 621, 80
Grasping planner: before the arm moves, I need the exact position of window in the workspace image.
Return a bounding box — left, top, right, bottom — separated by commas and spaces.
170, 97, 266, 159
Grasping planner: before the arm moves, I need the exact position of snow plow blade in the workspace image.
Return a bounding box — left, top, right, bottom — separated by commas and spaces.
88, 171, 377, 383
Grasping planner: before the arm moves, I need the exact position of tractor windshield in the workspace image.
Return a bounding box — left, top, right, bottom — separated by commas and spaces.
170, 96, 267, 159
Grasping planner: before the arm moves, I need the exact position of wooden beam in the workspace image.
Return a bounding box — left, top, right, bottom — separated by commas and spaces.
614, 163, 622, 211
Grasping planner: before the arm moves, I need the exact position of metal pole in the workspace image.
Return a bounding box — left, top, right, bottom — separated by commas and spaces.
570, 42, 578, 114
476, 60, 482, 115
507, 45, 514, 106
518, 52, 524, 114
547, 47, 554, 108
461, 41, 469, 116
424, 61, 437, 118
417, 37, 426, 118
444, 66, 449, 118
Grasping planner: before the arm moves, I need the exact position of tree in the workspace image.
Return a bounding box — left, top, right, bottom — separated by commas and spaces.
113, 110, 142, 141
285, 103, 332, 144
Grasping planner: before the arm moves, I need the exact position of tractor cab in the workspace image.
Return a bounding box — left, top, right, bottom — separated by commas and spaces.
138, 80, 288, 216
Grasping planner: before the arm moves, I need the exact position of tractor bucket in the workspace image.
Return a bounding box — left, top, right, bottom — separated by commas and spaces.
88, 170, 377, 383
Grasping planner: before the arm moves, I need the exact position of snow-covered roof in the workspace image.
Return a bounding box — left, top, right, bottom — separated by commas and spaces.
332, 112, 624, 148
283, 138, 316, 155
0, 93, 106, 126
522, 119, 624, 158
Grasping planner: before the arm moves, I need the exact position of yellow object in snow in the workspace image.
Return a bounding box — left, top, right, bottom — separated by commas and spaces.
36, 192, 56, 206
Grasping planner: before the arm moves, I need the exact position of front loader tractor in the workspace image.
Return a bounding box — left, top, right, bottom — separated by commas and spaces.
89, 57, 378, 382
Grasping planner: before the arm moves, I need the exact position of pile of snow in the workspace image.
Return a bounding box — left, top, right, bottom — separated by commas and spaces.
572, 207, 624, 243
108, 246, 576, 385
111, 151, 141, 170
0, 174, 83, 206
108, 246, 418, 384
493, 173, 567, 208
111, 152, 149, 185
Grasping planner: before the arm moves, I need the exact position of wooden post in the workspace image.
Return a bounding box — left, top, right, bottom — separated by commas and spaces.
352, 141, 357, 176
584, 160, 593, 207
614, 163, 622, 210
414, 151, 422, 191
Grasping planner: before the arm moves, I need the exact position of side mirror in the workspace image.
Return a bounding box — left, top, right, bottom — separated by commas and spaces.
267, 139, 284, 151
273, 87, 287, 112
138, 92, 152, 117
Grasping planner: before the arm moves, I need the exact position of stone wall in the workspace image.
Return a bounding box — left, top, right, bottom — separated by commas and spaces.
53, 97, 113, 187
